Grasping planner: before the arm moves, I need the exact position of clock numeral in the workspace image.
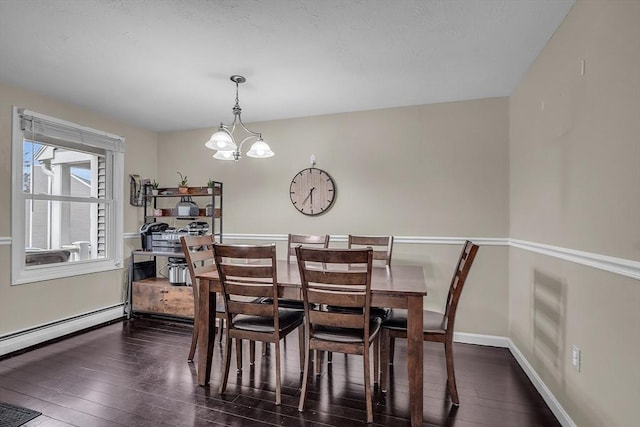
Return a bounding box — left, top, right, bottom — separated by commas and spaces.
328, 189, 334, 192
327, 199, 331, 203
290, 191, 295, 194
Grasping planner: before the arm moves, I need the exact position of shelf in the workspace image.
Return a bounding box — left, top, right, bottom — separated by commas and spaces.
152, 186, 221, 197
145, 208, 221, 218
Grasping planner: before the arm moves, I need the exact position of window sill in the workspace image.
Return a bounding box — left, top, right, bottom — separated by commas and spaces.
12, 259, 123, 286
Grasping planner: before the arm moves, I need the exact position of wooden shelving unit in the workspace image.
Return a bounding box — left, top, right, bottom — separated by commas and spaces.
124, 182, 223, 319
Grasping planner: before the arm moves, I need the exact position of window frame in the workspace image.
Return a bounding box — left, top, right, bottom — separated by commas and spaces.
11, 107, 125, 285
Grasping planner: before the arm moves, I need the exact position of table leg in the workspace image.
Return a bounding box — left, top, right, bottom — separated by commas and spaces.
197, 280, 216, 386
406, 295, 423, 427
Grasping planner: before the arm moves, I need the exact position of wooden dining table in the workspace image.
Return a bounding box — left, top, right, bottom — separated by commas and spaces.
196, 260, 427, 426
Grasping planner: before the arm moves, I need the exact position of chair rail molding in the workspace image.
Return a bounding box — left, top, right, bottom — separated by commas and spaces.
510, 238, 640, 280
223, 234, 639, 279
0, 236, 11, 246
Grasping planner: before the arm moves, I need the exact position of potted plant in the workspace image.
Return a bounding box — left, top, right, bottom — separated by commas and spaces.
150, 180, 159, 196
206, 178, 215, 195
177, 172, 189, 194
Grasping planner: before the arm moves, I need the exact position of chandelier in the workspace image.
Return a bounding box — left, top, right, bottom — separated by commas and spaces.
205, 75, 274, 161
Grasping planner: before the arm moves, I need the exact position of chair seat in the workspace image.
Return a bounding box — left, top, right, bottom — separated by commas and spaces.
382, 309, 446, 334
260, 297, 305, 311
326, 305, 391, 319
233, 308, 304, 333
312, 318, 382, 343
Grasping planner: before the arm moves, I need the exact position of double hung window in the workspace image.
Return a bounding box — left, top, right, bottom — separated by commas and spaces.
11, 108, 125, 284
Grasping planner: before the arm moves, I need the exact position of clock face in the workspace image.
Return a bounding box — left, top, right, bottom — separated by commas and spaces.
289, 168, 336, 216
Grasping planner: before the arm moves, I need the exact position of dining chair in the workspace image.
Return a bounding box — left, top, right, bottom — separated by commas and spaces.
262, 233, 331, 311
213, 243, 305, 405
348, 235, 393, 267
296, 246, 379, 423
180, 235, 225, 362
379, 240, 479, 405
326, 235, 394, 368
287, 233, 330, 262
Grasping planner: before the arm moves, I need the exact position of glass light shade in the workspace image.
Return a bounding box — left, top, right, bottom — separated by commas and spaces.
205, 129, 237, 151
246, 139, 274, 158
213, 150, 235, 160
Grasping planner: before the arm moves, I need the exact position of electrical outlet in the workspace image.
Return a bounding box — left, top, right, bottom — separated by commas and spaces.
572, 345, 581, 372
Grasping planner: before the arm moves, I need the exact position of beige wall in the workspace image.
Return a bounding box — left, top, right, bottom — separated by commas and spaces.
158, 98, 511, 336
509, 1, 640, 426
0, 82, 157, 334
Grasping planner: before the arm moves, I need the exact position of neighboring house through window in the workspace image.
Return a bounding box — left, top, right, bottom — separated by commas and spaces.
11, 108, 125, 284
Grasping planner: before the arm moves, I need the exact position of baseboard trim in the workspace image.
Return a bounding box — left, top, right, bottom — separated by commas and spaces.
453, 332, 575, 427
507, 339, 576, 427
0, 304, 124, 357
453, 331, 510, 347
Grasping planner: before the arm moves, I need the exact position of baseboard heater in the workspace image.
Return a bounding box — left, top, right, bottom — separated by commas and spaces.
0, 304, 124, 357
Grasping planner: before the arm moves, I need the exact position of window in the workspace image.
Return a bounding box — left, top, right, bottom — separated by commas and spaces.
11, 107, 125, 284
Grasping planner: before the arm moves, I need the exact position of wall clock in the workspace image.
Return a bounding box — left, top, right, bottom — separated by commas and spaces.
289, 168, 336, 216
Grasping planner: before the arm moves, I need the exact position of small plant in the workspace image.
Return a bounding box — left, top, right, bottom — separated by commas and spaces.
177, 172, 189, 193
150, 179, 160, 195
177, 172, 188, 187
206, 178, 215, 194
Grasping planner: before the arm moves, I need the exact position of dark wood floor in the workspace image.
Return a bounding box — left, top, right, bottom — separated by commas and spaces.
0, 318, 559, 426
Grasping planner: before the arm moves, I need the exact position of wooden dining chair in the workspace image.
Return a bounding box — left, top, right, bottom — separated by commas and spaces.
379, 240, 479, 405
263, 233, 330, 311
348, 235, 393, 267
181, 235, 256, 366
296, 246, 379, 423
287, 233, 330, 263
180, 235, 224, 362
213, 243, 305, 405
326, 235, 394, 368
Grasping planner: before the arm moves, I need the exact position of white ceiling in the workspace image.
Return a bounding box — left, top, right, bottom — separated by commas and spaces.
0, 0, 574, 132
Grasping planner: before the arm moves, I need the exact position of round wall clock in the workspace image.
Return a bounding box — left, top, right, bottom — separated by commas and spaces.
289, 168, 336, 216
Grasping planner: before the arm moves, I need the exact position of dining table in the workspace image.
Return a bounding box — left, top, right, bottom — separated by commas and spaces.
196, 260, 427, 427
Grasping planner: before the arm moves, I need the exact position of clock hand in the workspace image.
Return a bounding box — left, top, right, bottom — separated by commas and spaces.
302, 187, 315, 204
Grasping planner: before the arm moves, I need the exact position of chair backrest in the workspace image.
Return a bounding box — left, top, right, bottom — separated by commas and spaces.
348, 235, 393, 266
296, 247, 373, 337
287, 233, 330, 263
213, 243, 279, 328
180, 234, 216, 289
443, 240, 479, 332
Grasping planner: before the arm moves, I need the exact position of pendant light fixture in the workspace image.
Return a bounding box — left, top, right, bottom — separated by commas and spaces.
205, 75, 274, 161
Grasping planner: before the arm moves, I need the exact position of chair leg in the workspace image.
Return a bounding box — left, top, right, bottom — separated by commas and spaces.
298, 325, 305, 374
275, 340, 282, 405
389, 336, 395, 364
236, 339, 243, 372
444, 337, 459, 405
314, 349, 321, 376
187, 315, 199, 362
328, 351, 333, 363
363, 344, 373, 423
219, 335, 232, 395
373, 335, 379, 386
249, 340, 256, 365
380, 328, 390, 393
218, 318, 224, 343
298, 344, 311, 412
